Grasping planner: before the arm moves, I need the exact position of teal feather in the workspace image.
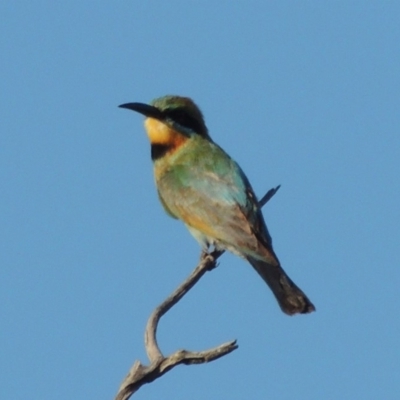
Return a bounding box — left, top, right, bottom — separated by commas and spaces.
120, 95, 315, 315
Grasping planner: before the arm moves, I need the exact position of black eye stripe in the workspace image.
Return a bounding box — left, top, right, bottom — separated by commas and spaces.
164, 108, 204, 134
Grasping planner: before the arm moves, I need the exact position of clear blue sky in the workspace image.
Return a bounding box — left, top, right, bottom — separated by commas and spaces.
1, 2, 399, 399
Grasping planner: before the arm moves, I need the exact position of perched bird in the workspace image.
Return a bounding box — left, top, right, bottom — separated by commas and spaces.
119, 96, 315, 315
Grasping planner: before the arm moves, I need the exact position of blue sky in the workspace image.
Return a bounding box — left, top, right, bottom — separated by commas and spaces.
1, 2, 399, 399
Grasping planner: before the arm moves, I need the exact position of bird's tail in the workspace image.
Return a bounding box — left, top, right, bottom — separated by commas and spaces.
247, 256, 315, 315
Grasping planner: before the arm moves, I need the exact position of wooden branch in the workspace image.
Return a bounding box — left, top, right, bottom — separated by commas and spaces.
144, 250, 224, 363
116, 339, 238, 400
259, 184, 281, 207
114, 185, 281, 400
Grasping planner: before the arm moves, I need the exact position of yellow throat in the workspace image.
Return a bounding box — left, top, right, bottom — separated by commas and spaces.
144, 117, 187, 149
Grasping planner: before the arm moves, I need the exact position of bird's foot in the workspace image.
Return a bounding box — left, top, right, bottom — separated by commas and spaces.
200, 249, 211, 260
200, 246, 224, 271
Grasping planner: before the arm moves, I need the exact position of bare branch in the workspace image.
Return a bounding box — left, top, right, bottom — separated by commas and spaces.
116, 340, 238, 400
144, 251, 222, 363
114, 186, 280, 400
259, 184, 281, 207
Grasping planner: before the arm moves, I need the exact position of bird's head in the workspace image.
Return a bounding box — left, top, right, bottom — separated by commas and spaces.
119, 95, 210, 160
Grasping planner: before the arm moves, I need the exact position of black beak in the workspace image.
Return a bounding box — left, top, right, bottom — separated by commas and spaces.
118, 102, 164, 120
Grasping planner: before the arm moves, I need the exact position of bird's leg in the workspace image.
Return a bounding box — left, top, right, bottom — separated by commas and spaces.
199, 243, 224, 270
200, 241, 212, 260
200, 249, 210, 260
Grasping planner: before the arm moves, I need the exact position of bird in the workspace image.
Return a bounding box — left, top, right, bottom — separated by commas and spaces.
119, 95, 315, 315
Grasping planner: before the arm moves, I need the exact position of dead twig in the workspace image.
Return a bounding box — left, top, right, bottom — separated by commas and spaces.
114, 185, 281, 400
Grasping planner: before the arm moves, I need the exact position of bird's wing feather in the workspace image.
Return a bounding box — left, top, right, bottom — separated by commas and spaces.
157, 144, 274, 260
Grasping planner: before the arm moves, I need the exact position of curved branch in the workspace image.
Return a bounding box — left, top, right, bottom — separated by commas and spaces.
114, 185, 280, 400
144, 250, 223, 362
116, 339, 238, 400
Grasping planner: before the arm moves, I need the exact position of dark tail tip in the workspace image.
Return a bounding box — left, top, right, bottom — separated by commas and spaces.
281, 296, 316, 316
246, 256, 316, 316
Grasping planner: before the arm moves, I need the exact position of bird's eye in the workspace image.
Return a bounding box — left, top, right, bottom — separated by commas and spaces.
168, 110, 190, 125
166, 109, 204, 134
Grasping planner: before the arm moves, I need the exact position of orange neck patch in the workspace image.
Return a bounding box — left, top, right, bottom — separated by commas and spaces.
144, 118, 187, 151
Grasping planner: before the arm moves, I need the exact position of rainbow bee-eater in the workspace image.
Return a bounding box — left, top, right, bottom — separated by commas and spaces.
119, 96, 315, 315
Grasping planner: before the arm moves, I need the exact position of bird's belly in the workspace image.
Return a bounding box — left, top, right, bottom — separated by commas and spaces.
185, 223, 245, 258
